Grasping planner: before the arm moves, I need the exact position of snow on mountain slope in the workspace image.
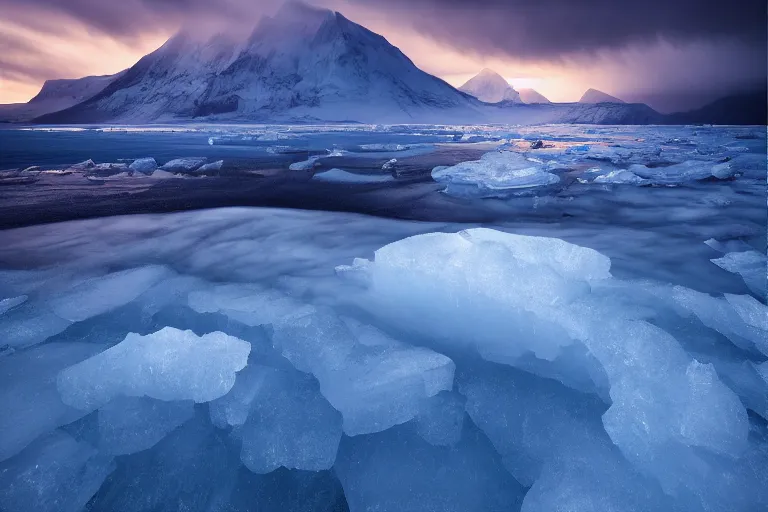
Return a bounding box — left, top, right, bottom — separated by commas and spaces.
0, 73, 122, 123
558, 102, 661, 124
579, 88, 625, 104
458, 69, 521, 104
518, 88, 550, 104
37, 2, 486, 124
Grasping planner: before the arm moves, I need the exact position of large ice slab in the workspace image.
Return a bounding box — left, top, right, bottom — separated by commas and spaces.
0, 431, 113, 512
629, 159, 735, 185
86, 415, 237, 512
57, 327, 250, 411
335, 424, 525, 512
432, 151, 560, 198
98, 396, 195, 455
236, 365, 343, 473
312, 168, 394, 183
0, 342, 106, 462
272, 310, 455, 436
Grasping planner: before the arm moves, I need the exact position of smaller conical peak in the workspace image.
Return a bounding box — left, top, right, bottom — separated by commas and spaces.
579, 88, 624, 104
478, 68, 502, 78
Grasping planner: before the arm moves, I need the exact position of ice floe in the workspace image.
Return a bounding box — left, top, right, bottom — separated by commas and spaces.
432, 151, 560, 198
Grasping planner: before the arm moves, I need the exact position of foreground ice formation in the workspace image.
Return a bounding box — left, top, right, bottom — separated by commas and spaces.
339, 228, 767, 511
0, 431, 114, 512
432, 151, 560, 198
0, 201, 765, 512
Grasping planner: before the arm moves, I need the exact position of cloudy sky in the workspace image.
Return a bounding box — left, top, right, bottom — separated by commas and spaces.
0, 0, 765, 112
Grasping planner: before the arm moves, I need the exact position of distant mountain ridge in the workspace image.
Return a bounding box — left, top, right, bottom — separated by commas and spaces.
0, 72, 122, 122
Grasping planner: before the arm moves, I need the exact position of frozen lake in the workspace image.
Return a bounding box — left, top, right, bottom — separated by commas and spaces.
0, 123, 766, 512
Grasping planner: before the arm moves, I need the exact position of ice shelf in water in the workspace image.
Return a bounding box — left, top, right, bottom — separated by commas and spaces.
432, 151, 560, 198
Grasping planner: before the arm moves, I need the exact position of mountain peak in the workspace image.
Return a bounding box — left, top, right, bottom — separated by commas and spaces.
518, 88, 551, 104
459, 69, 521, 104
477, 68, 502, 78
579, 88, 624, 104
274, 1, 334, 22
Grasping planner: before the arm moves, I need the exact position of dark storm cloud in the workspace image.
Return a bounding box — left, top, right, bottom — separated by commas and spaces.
347, 0, 767, 59
0, 0, 262, 39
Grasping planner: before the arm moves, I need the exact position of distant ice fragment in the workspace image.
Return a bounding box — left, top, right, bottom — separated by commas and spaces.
593, 169, 650, 185
0, 431, 113, 512
92, 162, 129, 174
49, 265, 170, 322
128, 157, 157, 174
66, 159, 95, 171
160, 157, 207, 173
149, 169, 181, 179
98, 396, 195, 455
57, 327, 250, 411
196, 160, 223, 173
312, 168, 393, 183
289, 155, 322, 171
432, 151, 560, 198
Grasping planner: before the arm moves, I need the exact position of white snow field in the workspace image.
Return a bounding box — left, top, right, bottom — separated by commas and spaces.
0, 124, 765, 512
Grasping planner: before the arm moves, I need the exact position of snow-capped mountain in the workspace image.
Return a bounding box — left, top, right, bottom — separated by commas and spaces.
518, 88, 550, 104
28, 2, 666, 125
579, 88, 625, 104
458, 69, 521, 104
38, 2, 486, 124
0, 72, 122, 122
